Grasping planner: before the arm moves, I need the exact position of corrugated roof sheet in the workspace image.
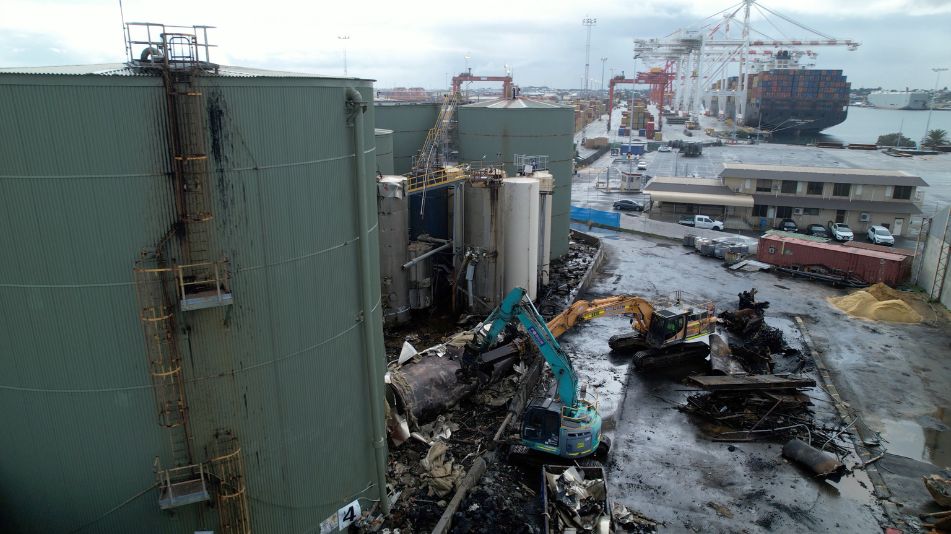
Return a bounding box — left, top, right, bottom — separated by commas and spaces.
462, 97, 570, 109
751, 194, 922, 214
0, 63, 372, 80
644, 176, 736, 196
720, 163, 927, 187
760, 234, 908, 261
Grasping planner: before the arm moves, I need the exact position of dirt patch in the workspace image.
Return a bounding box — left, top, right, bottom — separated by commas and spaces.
828, 285, 923, 324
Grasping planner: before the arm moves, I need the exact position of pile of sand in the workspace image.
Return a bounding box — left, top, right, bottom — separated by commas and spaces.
828, 284, 922, 323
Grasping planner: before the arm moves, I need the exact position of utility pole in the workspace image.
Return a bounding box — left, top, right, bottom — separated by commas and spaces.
600, 57, 608, 92
924, 67, 948, 144
582, 17, 597, 97
338, 35, 350, 76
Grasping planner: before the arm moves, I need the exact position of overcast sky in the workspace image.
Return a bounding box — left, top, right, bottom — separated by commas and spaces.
2, 0, 949, 90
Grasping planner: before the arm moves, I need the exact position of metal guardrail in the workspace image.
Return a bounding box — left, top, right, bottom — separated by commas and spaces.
405, 167, 467, 194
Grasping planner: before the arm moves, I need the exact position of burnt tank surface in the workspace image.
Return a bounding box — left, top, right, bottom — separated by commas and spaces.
0, 56, 388, 533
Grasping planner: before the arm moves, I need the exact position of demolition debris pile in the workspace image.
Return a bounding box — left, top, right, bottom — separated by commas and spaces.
681, 289, 846, 461
828, 283, 922, 323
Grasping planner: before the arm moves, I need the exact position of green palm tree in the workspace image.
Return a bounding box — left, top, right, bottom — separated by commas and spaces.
923, 129, 949, 148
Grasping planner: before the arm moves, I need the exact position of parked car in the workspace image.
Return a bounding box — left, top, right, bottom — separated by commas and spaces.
777, 218, 798, 232
679, 214, 724, 230
867, 225, 895, 246
636, 161, 648, 170
828, 222, 854, 242
804, 224, 830, 238
658, 145, 672, 152
613, 199, 645, 212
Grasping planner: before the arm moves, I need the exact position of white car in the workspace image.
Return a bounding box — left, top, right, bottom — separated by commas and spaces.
636, 161, 648, 170
828, 222, 854, 242
679, 215, 724, 230
658, 145, 672, 152
867, 225, 895, 246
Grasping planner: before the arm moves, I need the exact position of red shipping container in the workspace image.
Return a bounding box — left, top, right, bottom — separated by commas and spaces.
756, 235, 911, 286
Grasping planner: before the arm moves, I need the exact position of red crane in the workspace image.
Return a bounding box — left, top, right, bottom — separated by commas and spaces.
606, 66, 676, 131
451, 71, 514, 99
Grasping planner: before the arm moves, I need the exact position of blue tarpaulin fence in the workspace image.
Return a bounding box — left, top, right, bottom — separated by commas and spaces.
570, 205, 620, 228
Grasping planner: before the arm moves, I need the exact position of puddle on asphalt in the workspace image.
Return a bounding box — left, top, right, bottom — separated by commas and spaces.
880, 408, 951, 467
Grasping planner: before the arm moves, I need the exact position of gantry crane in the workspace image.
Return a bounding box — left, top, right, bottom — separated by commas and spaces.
633, 0, 860, 123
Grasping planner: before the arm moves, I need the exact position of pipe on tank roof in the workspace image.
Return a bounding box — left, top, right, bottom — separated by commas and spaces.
346, 86, 391, 514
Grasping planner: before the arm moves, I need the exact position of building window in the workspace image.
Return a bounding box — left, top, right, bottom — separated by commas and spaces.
836, 210, 846, 223
893, 185, 913, 200
756, 179, 772, 192
776, 206, 793, 218
803, 208, 820, 216
833, 183, 851, 197
806, 182, 823, 195
752, 204, 768, 217
781, 180, 797, 194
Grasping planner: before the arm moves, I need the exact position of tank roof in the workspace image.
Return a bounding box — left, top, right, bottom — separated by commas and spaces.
0, 63, 373, 81
462, 97, 569, 109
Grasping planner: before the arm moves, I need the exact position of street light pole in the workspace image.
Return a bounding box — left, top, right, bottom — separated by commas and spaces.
600, 57, 608, 92
582, 17, 597, 97
338, 35, 350, 76
924, 67, 948, 144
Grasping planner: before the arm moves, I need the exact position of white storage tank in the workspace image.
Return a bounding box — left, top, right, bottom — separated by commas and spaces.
377, 176, 410, 325
503, 177, 540, 300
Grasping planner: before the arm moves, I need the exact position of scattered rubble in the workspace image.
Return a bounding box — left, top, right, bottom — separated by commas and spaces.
612, 502, 660, 533
378, 237, 600, 532
543, 466, 611, 534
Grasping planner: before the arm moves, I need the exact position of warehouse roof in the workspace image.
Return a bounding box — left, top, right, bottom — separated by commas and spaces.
645, 177, 754, 207
462, 97, 569, 109
720, 163, 927, 187
752, 193, 922, 214
0, 63, 372, 80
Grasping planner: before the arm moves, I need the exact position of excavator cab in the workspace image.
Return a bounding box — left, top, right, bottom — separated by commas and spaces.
646, 308, 688, 347
521, 397, 602, 458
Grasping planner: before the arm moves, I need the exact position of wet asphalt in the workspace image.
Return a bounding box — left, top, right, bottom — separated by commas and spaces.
556, 227, 951, 532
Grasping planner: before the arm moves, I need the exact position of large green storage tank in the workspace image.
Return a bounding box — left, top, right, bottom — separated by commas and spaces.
374, 102, 440, 175
0, 64, 387, 533
457, 98, 574, 259
375, 128, 395, 175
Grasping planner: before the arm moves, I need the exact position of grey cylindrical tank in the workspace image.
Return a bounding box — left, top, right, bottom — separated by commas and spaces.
0, 65, 385, 533
378, 176, 410, 325
375, 128, 394, 175
457, 97, 574, 259
464, 174, 505, 310
374, 102, 440, 175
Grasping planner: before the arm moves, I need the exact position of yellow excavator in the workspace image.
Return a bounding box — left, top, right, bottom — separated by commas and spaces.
546, 293, 717, 369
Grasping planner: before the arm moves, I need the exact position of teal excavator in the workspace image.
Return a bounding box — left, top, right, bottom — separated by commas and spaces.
461, 287, 607, 459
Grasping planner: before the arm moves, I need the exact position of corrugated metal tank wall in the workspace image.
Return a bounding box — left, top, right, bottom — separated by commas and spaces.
374, 102, 439, 175
457, 98, 574, 259
375, 128, 395, 175
0, 71, 385, 533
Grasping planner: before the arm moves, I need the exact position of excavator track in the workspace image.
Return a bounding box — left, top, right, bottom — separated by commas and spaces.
607, 331, 650, 352
631, 341, 710, 371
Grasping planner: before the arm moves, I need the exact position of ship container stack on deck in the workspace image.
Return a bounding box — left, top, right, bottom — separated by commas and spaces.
746, 69, 851, 132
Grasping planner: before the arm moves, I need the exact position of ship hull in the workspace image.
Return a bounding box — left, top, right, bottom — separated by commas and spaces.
745, 69, 851, 133
867, 92, 929, 110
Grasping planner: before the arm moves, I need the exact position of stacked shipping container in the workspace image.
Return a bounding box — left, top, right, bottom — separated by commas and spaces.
745, 69, 850, 132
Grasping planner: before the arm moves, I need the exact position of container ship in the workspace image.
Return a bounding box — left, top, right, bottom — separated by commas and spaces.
745, 68, 851, 133
867, 91, 930, 110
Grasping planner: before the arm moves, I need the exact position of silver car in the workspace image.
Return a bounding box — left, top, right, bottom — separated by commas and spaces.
867, 225, 895, 246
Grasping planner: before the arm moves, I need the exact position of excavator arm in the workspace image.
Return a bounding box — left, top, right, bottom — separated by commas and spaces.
546, 296, 654, 339
468, 287, 578, 405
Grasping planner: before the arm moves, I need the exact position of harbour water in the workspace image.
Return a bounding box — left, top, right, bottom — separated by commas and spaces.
810, 106, 951, 145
